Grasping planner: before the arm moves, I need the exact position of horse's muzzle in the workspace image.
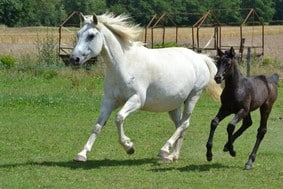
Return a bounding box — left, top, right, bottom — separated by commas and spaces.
69, 55, 81, 67
214, 75, 223, 84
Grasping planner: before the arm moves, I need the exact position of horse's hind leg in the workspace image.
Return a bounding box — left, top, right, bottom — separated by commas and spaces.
245, 105, 271, 170
160, 108, 182, 161
223, 113, 252, 152
159, 91, 201, 163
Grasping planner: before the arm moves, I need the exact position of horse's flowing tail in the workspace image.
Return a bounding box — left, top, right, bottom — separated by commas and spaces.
201, 54, 222, 101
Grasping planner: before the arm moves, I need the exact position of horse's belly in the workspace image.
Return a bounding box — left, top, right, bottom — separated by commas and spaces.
142, 99, 184, 112
142, 91, 189, 112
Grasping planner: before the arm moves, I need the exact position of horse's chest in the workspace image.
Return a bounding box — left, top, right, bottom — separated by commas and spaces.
104, 75, 138, 100
221, 89, 247, 112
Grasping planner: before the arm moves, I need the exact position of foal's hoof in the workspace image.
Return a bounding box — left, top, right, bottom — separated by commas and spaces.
223, 144, 229, 152
126, 147, 135, 155
245, 163, 253, 170
206, 155, 213, 162
73, 154, 87, 162
229, 150, 236, 157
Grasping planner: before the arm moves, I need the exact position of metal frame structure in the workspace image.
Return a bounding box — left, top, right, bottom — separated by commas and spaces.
144, 8, 264, 58
58, 9, 264, 63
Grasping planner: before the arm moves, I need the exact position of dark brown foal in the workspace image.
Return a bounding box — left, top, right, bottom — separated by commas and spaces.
206, 47, 279, 169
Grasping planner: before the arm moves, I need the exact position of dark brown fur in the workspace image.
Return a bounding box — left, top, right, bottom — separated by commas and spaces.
206, 47, 279, 169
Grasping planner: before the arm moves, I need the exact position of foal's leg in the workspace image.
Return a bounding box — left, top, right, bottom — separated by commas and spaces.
116, 94, 142, 154
223, 113, 252, 152
74, 98, 117, 162
206, 106, 230, 161
226, 109, 248, 157
245, 105, 271, 170
159, 91, 201, 162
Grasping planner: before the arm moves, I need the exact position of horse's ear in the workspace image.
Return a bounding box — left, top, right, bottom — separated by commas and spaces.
229, 47, 236, 58
93, 14, 98, 25
217, 48, 224, 57
79, 12, 85, 24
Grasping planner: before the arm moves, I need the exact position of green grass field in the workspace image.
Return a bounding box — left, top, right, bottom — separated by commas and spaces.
0, 67, 282, 189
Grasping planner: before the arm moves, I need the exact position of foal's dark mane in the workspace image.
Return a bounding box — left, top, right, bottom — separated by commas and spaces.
206, 47, 279, 170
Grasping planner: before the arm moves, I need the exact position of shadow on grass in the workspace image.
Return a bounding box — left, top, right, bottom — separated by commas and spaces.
149, 163, 233, 172
0, 158, 236, 172
0, 158, 157, 170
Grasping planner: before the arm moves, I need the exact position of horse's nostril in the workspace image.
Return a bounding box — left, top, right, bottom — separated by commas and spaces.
214, 76, 222, 83
75, 57, 80, 63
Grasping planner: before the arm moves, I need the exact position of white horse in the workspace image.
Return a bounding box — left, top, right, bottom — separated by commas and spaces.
70, 13, 221, 163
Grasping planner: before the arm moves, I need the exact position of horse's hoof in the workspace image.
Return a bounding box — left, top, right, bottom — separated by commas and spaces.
223, 144, 229, 152
127, 147, 135, 155
245, 163, 253, 170
158, 157, 173, 164
230, 150, 236, 157
158, 150, 169, 158
73, 154, 87, 162
206, 155, 213, 162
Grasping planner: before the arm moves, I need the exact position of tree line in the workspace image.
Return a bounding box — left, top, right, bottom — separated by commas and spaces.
0, 0, 282, 27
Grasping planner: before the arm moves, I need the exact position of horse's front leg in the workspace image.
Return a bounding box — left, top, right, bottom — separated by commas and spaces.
206, 106, 229, 161
223, 113, 252, 152
225, 109, 247, 157
74, 98, 117, 162
116, 94, 142, 154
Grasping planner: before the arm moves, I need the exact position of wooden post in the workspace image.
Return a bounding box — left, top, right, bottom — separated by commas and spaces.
246, 47, 251, 77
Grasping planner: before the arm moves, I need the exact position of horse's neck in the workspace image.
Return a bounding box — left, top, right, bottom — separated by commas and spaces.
100, 25, 127, 72
225, 63, 243, 90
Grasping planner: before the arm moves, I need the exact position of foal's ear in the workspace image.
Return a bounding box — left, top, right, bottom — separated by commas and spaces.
93, 14, 98, 25
217, 48, 224, 57
229, 47, 236, 58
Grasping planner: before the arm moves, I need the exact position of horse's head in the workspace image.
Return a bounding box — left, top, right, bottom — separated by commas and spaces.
214, 47, 236, 84
70, 14, 103, 67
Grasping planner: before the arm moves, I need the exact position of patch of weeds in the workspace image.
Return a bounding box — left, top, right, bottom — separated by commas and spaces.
0, 55, 16, 69
36, 32, 62, 66
153, 42, 178, 48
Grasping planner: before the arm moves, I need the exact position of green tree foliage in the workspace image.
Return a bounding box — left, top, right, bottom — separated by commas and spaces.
0, 0, 281, 27
241, 0, 275, 22
0, 0, 22, 26
273, 0, 283, 21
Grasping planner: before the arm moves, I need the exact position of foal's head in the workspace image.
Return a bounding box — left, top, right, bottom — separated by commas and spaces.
214, 47, 236, 84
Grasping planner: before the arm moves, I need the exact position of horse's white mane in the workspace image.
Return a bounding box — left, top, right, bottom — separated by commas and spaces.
97, 13, 143, 44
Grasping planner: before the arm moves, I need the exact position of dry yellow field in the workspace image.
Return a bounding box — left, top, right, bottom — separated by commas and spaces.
0, 25, 283, 62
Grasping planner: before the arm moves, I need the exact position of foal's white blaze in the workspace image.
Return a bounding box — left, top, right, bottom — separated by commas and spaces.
70, 13, 221, 162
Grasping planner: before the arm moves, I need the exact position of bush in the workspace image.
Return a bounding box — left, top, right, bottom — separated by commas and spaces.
0, 55, 16, 69
260, 56, 283, 69
36, 33, 62, 66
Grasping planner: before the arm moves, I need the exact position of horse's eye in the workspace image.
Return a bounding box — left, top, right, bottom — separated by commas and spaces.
88, 34, 95, 40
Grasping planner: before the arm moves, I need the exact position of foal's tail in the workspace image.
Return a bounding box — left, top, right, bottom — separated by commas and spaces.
201, 54, 222, 101
269, 73, 280, 86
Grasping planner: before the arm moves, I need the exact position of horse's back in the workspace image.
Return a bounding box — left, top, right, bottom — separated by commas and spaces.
249, 73, 279, 109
